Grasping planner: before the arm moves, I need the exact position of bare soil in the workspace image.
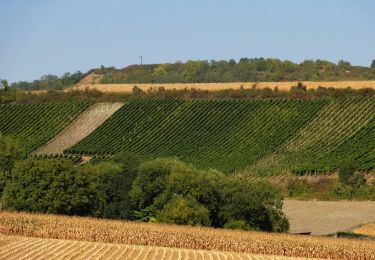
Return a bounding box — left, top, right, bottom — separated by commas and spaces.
283, 199, 375, 235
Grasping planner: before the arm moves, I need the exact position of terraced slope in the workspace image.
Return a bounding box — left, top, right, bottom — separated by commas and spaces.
0, 235, 293, 260
35, 103, 123, 155
68, 99, 324, 172
0, 102, 91, 152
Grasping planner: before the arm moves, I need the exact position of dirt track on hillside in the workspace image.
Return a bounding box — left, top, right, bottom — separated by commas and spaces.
283, 199, 375, 235
34, 103, 123, 155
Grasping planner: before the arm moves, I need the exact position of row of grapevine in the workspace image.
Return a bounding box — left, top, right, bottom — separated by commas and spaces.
0, 102, 91, 152
67, 99, 325, 172
249, 98, 375, 175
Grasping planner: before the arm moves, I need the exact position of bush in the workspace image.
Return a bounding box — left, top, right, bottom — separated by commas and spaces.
0, 134, 24, 194
347, 172, 366, 189
287, 178, 312, 197
157, 194, 211, 226
129, 158, 178, 210
219, 180, 289, 232
224, 219, 251, 230
338, 160, 358, 185
330, 182, 353, 199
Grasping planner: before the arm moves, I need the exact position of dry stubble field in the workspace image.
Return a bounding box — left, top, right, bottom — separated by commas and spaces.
353, 223, 375, 237
70, 76, 375, 93
1, 211, 375, 259
0, 234, 299, 260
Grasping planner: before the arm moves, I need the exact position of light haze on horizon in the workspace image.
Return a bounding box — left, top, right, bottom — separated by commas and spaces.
0, 0, 374, 82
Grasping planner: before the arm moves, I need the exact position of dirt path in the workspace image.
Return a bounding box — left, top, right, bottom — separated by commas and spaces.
283, 199, 375, 235
34, 103, 123, 155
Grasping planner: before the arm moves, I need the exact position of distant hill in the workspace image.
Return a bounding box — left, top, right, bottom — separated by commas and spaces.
92, 58, 375, 84
10, 58, 375, 91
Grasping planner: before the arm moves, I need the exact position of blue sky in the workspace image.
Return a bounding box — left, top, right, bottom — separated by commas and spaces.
1, 0, 374, 82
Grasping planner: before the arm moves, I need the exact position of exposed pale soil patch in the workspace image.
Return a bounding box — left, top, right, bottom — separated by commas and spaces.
34, 103, 123, 155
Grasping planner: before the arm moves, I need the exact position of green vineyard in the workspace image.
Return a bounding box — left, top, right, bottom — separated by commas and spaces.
0, 102, 91, 152
67, 98, 375, 174
249, 98, 375, 175
1, 98, 373, 175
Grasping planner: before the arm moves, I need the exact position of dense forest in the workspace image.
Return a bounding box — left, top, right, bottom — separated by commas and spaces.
5, 58, 375, 90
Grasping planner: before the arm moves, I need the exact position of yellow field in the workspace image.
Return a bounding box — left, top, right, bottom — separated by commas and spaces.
0, 211, 375, 259
67, 73, 375, 93
353, 223, 375, 237
0, 234, 297, 260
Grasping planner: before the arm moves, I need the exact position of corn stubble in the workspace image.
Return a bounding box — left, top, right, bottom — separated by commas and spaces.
0, 234, 298, 260
0, 212, 375, 259
353, 223, 375, 237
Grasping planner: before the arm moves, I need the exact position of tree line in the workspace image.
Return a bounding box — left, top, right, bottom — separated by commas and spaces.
98, 58, 375, 84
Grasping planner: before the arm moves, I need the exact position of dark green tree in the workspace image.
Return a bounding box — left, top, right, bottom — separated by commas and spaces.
129, 158, 176, 210
2, 158, 94, 215
89, 152, 140, 219
0, 133, 24, 193
338, 160, 358, 185
218, 180, 289, 232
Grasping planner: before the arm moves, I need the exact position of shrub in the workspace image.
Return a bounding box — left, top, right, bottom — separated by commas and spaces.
224, 219, 251, 230
347, 172, 366, 189
157, 194, 211, 226
338, 160, 358, 185
219, 180, 289, 232
287, 178, 312, 197
330, 182, 353, 199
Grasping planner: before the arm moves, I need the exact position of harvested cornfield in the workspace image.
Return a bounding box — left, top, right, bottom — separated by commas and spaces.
1, 211, 375, 259
0, 234, 296, 260
70, 80, 375, 93
353, 223, 375, 237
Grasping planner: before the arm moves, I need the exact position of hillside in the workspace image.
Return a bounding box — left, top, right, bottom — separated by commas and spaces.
0, 102, 91, 152
67, 98, 375, 175
11, 58, 375, 92
91, 59, 375, 83
34, 103, 123, 155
